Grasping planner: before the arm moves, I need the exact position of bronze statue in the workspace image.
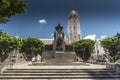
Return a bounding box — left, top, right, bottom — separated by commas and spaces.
53, 23, 65, 51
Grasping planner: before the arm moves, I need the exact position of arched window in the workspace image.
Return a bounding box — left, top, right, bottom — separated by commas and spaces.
73, 26, 77, 34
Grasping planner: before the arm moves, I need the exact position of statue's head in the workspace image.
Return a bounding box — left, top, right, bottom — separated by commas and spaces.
55, 23, 63, 32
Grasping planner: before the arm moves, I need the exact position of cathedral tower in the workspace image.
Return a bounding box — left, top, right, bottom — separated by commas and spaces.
67, 9, 81, 44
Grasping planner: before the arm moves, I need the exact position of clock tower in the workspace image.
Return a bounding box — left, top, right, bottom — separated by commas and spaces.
67, 9, 81, 44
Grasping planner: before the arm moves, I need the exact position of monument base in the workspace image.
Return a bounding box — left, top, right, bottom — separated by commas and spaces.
41, 51, 76, 63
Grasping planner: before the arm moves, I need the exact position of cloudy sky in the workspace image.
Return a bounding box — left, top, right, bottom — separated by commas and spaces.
1, 0, 120, 40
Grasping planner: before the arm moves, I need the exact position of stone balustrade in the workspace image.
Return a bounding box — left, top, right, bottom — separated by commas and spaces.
106, 62, 120, 73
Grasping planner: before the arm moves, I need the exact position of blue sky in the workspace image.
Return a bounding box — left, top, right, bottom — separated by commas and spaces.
1, 0, 120, 40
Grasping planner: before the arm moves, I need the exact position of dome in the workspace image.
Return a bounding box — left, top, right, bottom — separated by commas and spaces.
68, 9, 79, 19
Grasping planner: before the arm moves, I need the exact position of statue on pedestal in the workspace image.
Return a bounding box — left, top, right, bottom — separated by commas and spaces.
42, 23, 76, 63
53, 23, 65, 51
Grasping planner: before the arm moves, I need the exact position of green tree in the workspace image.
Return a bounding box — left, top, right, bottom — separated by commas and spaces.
21, 37, 44, 61
10, 37, 23, 51
0, 0, 26, 23
0, 33, 23, 62
101, 37, 120, 62
72, 39, 95, 61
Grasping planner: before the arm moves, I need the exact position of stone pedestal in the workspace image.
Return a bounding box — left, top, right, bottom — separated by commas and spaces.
42, 51, 76, 63
55, 51, 64, 59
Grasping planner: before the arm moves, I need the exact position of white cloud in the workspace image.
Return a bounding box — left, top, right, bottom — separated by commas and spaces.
83, 34, 96, 41
83, 34, 107, 41
38, 19, 47, 24
96, 35, 107, 40
100, 35, 107, 40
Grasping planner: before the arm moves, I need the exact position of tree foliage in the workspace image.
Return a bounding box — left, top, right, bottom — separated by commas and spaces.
0, 33, 23, 62
101, 37, 120, 61
72, 39, 95, 61
21, 37, 44, 60
0, 0, 26, 23
0, 33, 22, 52
0, 33, 44, 62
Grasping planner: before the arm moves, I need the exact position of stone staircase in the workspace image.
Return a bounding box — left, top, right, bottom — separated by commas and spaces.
0, 62, 120, 80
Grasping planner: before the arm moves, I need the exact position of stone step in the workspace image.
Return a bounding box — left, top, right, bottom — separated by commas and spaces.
30, 62, 90, 66
0, 75, 120, 79
3, 71, 115, 73
7, 68, 111, 70
4, 69, 115, 73
1, 73, 120, 76
1, 63, 120, 80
